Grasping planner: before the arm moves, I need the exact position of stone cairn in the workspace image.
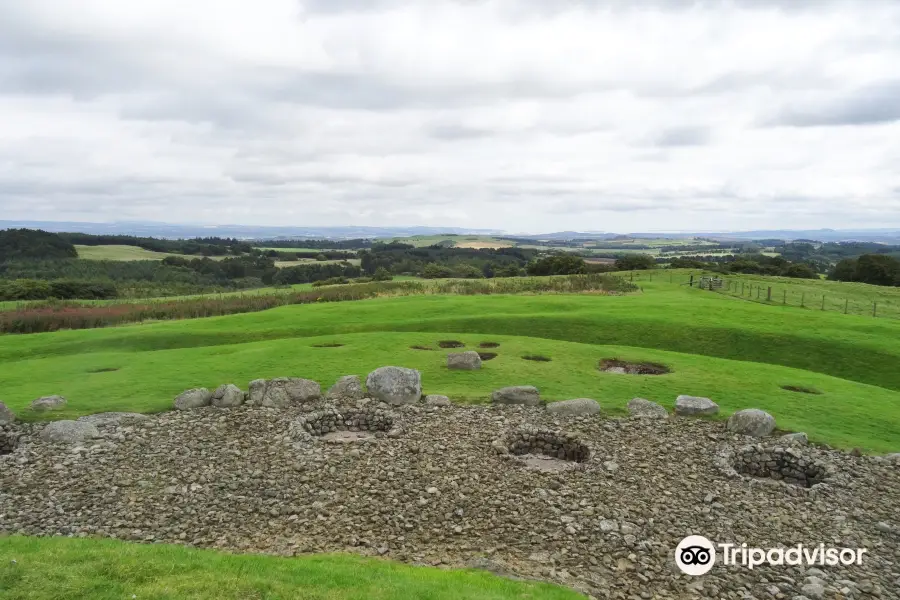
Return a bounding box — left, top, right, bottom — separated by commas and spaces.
503, 426, 591, 462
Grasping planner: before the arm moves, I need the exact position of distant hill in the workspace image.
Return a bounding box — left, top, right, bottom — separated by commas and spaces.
0, 221, 502, 241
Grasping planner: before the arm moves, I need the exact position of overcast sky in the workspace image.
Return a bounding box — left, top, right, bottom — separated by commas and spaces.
1, 0, 898, 233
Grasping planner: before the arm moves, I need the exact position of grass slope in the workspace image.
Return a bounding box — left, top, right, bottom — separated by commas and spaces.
0, 536, 580, 600
3, 331, 897, 450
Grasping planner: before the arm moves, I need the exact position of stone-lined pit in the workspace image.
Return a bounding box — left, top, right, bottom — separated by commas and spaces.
479, 342, 500, 348
297, 407, 395, 438
438, 340, 465, 348
410, 345, 434, 351
504, 427, 590, 463
781, 385, 822, 395
0, 429, 19, 455
478, 352, 498, 361
599, 359, 670, 375
522, 355, 551, 362
734, 446, 831, 488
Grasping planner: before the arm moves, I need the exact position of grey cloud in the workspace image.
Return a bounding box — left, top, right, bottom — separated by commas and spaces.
767, 80, 900, 127
652, 126, 711, 148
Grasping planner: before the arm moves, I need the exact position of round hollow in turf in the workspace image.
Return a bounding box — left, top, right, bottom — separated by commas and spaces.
478, 352, 498, 361
522, 355, 551, 362
87, 367, 119, 373
438, 340, 465, 348
781, 385, 822, 395
312, 343, 344, 348
410, 345, 434, 351
599, 359, 670, 375
479, 342, 500, 348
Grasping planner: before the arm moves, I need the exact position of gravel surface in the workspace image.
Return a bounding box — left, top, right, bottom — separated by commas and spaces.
1, 403, 898, 599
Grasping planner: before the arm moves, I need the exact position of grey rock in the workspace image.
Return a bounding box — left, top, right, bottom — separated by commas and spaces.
627, 398, 669, 419
259, 378, 322, 408
248, 379, 267, 405
30, 395, 67, 412
327, 375, 364, 401
674, 395, 719, 416
800, 582, 825, 599
491, 386, 541, 406
40, 420, 100, 444
211, 384, 245, 408
424, 395, 451, 407
365, 367, 422, 405
173, 388, 212, 410
547, 398, 601, 416
781, 432, 809, 446
77, 412, 149, 427
727, 408, 776, 437
446, 351, 482, 370
0, 401, 15, 426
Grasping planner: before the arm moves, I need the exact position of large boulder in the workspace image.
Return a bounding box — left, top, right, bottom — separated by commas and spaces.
547, 398, 601, 416
727, 409, 776, 437
491, 386, 542, 406
674, 395, 719, 417
0, 401, 15, 426
424, 394, 452, 407
30, 395, 67, 412
254, 378, 322, 408
40, 420, 99, 444
211, 384, 245, 408
248, 379, 267, 405
173, 388, 212, 410
327, 375, 365, 402
627, 398, 669, 419
77, 412, 149, 427
365, 367, 422, 405
447, 351, 482, 370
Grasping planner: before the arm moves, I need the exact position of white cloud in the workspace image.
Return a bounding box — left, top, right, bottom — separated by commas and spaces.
0, 0, 898, 232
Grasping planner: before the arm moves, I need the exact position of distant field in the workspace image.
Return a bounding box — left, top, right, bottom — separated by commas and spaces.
255, 247, 357, 254
393, 235, 513, 249
74, 245, 179, 261
275, 258, 362, 268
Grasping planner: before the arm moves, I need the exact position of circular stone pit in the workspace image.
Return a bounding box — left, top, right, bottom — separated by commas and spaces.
521, 355, 551, 362
297, 407, 395, 443
599, 359, 670, 375
502, 427, 590, 470
478, 342, 500, 348
781, 385, 822, 394
477, 352, 498, 361
734, 445, 831, 488
437, 340, 465, 348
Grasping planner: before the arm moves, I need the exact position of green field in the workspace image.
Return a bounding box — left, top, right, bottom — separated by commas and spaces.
275, 258, 362, 268
3, 272, 899, 451
255, 247, 357, 254
0, 536, 579, 600
74, 245, 181, 261
392, 235, 513, 248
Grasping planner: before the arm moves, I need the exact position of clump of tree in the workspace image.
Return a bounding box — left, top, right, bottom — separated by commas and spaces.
829, 254, 900, 287
0, 229, 78, 261
360, 244, 536, 277
0, 279, 118, 301
525, 254, 586, 276
58, 232, 253, 256
274, 263, 362, 284
614, 254, 656, 271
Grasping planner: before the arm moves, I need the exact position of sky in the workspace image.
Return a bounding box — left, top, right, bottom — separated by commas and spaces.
0, 0, 899, 234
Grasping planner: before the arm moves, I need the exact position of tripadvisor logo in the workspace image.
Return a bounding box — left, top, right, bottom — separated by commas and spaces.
674, 536, 867, 576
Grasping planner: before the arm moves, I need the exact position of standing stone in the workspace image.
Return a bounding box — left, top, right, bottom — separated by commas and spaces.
248, 379, 267, 405
211, 384, 245, 408
0, 401, 15, 426
365, 367, 422, 405
327, 375, 365, 401
30, 395, 67, 412
674, 395, 719, 416
547, 398, 601, 416
40, 420, 100, 444
491, 386, 541, 406
424, 394, 452, 407
173, 388, 212, 410
260, 378, 321, 408
446, 351, 482, 370
627, 398, 669, 419
727, 409, 776, 437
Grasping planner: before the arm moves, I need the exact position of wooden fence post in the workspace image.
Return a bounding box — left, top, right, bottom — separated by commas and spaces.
801, 292, 805, 308
873, 302, 877, 317
782, 290, 786, 304
821, 295, 825, 310
767, 287, 771, 301
757, 286, 760, 299
844, 298, 848, 314
741, 282, 744, 295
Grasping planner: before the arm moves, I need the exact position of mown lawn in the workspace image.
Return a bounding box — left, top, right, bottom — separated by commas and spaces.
0, 536, 582, 600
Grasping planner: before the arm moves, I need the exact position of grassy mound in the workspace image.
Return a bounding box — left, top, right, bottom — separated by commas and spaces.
0, 536, 581, 600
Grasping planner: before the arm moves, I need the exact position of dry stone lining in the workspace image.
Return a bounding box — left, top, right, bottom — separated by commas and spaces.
296, 407, 394, 437
502, 427, 591, 463
599, 359, 670, 375
733, 445, 832, 488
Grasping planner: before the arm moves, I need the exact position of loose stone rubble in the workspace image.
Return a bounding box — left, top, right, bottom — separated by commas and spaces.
2, 401, 897, 599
